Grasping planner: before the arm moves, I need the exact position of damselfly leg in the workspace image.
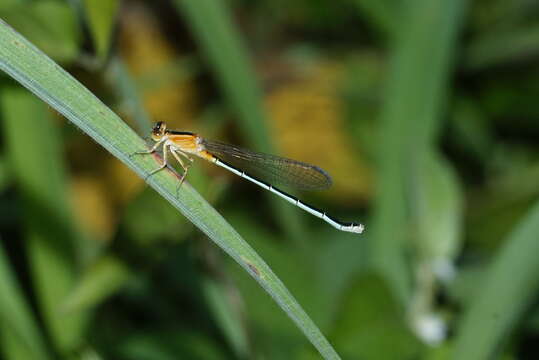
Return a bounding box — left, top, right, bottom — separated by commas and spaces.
134, 140, 193, 187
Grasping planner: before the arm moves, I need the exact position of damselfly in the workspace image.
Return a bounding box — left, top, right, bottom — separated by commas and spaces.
136, 122, 364, 234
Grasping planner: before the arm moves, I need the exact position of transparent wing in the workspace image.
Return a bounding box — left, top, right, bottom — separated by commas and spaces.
202, 139, 332, 191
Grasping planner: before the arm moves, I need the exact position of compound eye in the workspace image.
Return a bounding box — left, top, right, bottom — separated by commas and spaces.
152, 122, 168, 137
153, 121, 164, 132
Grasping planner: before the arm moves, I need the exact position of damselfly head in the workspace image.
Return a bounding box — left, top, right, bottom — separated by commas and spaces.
151, 121, 167, 141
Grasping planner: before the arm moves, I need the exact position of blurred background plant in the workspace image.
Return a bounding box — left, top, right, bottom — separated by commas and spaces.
1, 0, 539, 359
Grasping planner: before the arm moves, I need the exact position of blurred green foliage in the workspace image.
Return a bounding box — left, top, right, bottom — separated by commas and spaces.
1, 0, 539, 359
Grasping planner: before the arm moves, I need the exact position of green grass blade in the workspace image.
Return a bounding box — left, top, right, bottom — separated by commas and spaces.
174, 0, 304, 239
465, 25, 539, 70
173, 0, 270, 151
202, 277, 249, 358
369, 0, 467, 302
82, 0, 120, 61
0, 1, 81, 62
452, 200, 539, 359
0, 19, 341, 360
61, 256, 130, 314
414, 153, 463, 263
0, 242, 52, 360
351, 0, 400, 40
1, 86, 88, 353
106, 57, 153, 135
